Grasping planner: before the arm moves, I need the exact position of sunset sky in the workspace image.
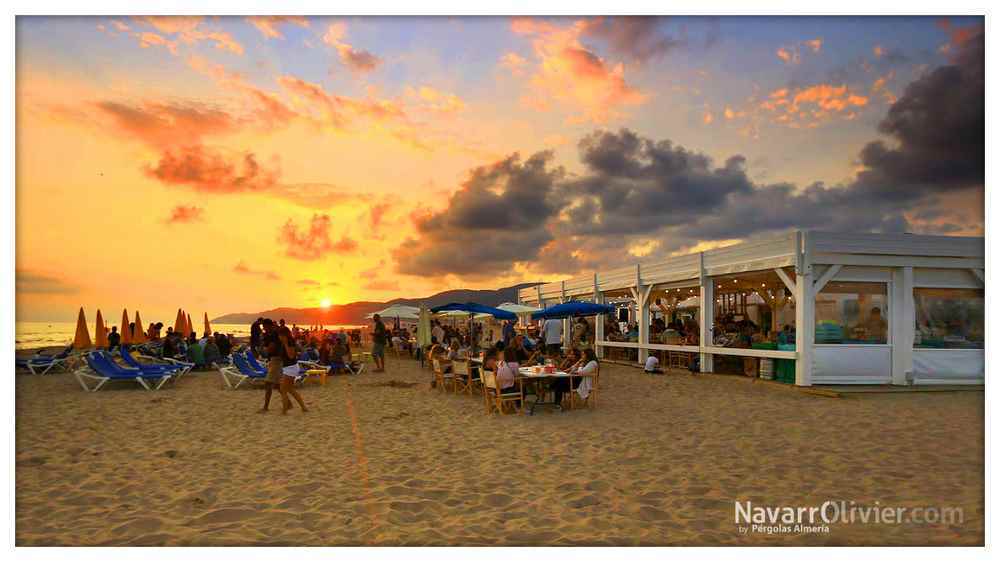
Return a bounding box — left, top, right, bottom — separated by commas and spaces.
15, 15, 984, 322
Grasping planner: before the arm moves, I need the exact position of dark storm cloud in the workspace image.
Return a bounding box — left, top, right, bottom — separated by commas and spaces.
582, 16, 684, 64
392, 152, 565, 277
852, 28, 984, 202
391, 31, 983, 279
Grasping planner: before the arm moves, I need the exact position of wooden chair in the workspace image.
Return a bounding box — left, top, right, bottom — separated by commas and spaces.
568, 363, 600, 411
452, 359, 473, 394
482, 369, 523, 415
432, 359, 455, 392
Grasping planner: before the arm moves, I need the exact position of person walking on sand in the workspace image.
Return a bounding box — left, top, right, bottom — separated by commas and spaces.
372, 314, 387, 373
277, 326, 308, 414
259, 319, 281, 413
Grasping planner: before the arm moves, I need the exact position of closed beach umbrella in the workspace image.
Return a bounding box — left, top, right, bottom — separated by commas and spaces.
417, 305, 431, 348
174, 308, 185, 334
204, 312, 211, 337
133, 310, 146, 344
120, 308, 131, 345
186, 313, 193, 336
94, 310, 108, 349
73, 307, 92, 349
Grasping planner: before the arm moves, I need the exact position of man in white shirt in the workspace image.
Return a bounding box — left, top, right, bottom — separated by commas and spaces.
431, 321, 445, 345
644, 354, 662, 374
542, 318, 563, 355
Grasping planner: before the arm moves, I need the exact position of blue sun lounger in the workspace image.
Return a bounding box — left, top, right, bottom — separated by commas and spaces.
74, 352, 173, 391
218, 351, 269, 389
119, 347, 189, 379
16, 345, 74, 375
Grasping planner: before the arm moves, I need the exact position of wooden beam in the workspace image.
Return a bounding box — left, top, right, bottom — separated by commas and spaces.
774, 267, 797, 293
812, 264, 842, 294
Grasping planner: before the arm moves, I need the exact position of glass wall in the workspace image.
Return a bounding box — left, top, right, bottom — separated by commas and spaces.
712, 269, 796, 346
600, 289, 638, 361
914, 288, 984, 348
814, 282, 888, 344
648, 286, 701, 345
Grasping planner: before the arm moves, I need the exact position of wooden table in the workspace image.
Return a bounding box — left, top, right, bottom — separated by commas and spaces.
517, 367, 570, 415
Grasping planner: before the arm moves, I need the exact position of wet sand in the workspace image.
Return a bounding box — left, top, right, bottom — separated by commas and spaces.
15, 355, 984, 546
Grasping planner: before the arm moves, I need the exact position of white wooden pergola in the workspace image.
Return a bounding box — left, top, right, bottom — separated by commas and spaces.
518, 230, 984, 386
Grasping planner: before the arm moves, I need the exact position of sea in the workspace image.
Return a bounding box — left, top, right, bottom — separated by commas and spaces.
14, 322, 366, 350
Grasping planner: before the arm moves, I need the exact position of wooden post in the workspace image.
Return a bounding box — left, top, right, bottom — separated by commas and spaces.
561, 280, 569, 351
891, 266, 914, 385
594, 273, 604, 359
794, 231, 813, 387
699, 252, 713, 373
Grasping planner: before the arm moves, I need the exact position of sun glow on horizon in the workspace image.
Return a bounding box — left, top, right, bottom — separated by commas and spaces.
320, 298, 332, 309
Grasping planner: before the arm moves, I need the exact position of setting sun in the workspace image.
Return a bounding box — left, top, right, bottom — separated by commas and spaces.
319, 298, 332, 309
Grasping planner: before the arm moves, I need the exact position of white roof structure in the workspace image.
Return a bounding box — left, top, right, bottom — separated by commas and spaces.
517, 230, 984, 388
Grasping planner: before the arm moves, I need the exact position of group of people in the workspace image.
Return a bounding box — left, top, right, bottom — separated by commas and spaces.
426, 328, 599, 411
103, 319, 236, 370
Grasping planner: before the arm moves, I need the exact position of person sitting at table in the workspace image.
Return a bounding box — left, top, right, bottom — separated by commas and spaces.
558, 348, 582, 372
493, 343, 522, 406
553, 348, 599, 409
551, 348, 583, 410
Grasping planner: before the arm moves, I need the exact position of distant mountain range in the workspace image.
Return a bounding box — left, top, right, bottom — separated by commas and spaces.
211, 282, 541, 326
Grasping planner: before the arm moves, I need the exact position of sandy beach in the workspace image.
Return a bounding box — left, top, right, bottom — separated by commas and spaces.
15, 355, 984, 546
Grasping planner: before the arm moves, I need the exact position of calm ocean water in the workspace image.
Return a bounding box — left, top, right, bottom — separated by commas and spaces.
15, 322, 364, 350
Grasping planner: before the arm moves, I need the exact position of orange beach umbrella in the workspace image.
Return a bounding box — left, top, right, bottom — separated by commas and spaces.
94, 310, 108, 349
204, 313, 212, 337
174, 308, 185, 335
133, 310, 146, 344
73, 307, 92, 349
120, 308, 131, 345
186, 313, 193, 337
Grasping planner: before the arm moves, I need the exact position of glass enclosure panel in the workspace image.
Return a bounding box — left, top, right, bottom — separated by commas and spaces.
814, 281, 888, 344
914, 288, 984, 348
648, 286, 701, 345
711, 268, 796, 347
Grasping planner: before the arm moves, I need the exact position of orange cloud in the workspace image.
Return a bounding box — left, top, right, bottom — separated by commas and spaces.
246, 16, 309, 39
145, 145, 280, 193
510, 17, 646, 123
936, 19, 984, 62
776, 46, 799, 65
94, 100, 238, 149
278, 214, 358, 261
871, 71, 897, 104
187, 55, 297, 130
368, 202, 391, 230
127, 16, 244, 56
322, 22, 382, 74
405, 85, 465, 114
166, 205, 204, 224
776, 38, 822, 65
752, 82, 869, 129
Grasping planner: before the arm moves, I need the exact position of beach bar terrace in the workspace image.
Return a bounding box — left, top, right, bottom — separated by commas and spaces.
518, 230, 984, 386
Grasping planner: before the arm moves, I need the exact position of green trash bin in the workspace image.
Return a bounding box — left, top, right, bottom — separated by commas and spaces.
775, 343, 796, 383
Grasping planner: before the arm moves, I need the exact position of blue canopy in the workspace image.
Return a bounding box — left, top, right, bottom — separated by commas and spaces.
430, 302, 518, 321
531, 301, 615, 320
